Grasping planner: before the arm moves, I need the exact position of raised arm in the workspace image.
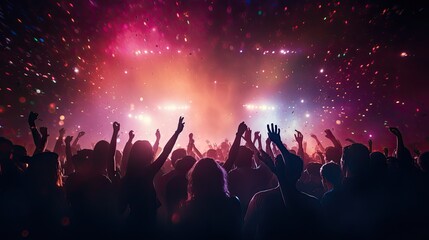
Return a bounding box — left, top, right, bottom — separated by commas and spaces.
294, 130, 305, 160
243, 128, 258, 152
65, 136, 73, 164
223, 122, 247, 172
267, 123, 290, 158
272, 143, 281, 156
243, 128, 261, 167
53, 128, 65, 155
108, 122, 120, 180
121, 130, 134, 176
388, 127, 408, 161
72, 131, 85, 149
189, 134, 204, 159
28, 112, 42, 155
64, 136, 74, 175
150, 117, 185, 174
255, 131, 263, 151
187, 133, 196, 157
35, 127, 49, 154
325, 129, 342, 149
265, 138, 275, 159
311, 134, 325, 153
153, 129, 161, 154
383, 147, 389, 157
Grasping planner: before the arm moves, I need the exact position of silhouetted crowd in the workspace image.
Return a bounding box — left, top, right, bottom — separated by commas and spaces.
1, 112, 429, 240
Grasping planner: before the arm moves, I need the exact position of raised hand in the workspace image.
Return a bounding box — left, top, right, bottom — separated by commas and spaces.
188, 133, 195, 145
310, 134, 318, 140
28, 111, 39, 124
388, 127, 402, 137
176, 116, 185, 133
59, 128, 66, 137
243, 128, 252, 143
40, 127, 49, 137
267, 123, 281, 144
324, 129, 335, 140
265, 137, 272, 145
77, 131, 85, 138
155, 129, 161, 140
128, 130, 135, 141
254, 131, 261, 140
294, 130, 303, 144
113, 122, 120, 133
237, 121, 247, 136
65, 136, 73, 145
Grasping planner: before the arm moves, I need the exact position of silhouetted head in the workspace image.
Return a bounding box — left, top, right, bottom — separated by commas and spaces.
370, 151, 387, 174
188, 158, 229, 200
220, 141, 230, 152
28, 152, 62, 187
342, 143, 370, 177
206, 149, 218, 159
12, 145, 28, 162
73, 149, 93, 175
282, 154, 304, 185
320, 161, 342, 189
0, 137, 13, 160
175, 156, 196, 175
419, 152, 429, 173
326, 146, 342, 164
306, 162, 322, 178
236, 146, 253, 168
387, 156, 399, 170
171, 148, 187, 167
93, 140, 110, 174
127, 140, 154, 177
397, 147, 414, 170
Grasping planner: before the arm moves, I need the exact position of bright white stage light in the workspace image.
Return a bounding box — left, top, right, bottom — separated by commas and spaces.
243, 104, 276, 111
157, 104, 190, 111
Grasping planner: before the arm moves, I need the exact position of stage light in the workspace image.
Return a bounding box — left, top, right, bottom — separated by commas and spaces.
157, 104, 190, 111
243, 104, 276, 111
